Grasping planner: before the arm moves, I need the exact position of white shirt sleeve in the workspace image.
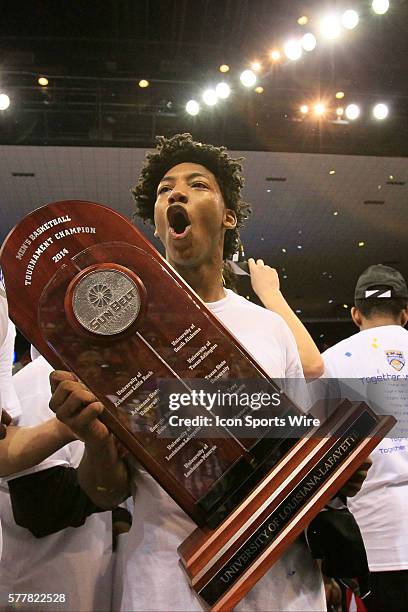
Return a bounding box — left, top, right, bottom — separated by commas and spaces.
0, 291, 8, 348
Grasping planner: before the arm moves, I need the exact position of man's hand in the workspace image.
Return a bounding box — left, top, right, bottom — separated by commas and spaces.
323, 575, 342, 612
248, 258, 280, 303
49, 370, 110, 450
340, 457, 372, 497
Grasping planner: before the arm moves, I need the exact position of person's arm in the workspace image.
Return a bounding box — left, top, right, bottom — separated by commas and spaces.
248, 258, 324, 378
49, 370, 131, 509
0, 417, 75, 478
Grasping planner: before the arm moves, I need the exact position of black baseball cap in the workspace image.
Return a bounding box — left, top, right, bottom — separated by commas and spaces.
355, 264, 408, 301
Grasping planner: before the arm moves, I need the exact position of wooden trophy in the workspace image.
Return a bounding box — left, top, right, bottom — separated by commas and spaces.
1, 201, 395, 611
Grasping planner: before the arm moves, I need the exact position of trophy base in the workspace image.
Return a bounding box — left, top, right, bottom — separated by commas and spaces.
179, 403, 394, 611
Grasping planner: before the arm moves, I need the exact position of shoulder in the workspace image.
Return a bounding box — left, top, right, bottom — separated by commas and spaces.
13, 356, 54, 399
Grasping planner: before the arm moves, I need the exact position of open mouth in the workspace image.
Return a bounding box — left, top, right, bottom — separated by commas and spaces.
166, 204, 191, 239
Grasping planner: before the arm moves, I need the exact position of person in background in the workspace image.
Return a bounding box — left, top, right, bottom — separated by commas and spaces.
323, 264, 408, 612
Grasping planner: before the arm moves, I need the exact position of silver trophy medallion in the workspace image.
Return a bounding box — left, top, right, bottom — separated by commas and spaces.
72, 267, 141, 335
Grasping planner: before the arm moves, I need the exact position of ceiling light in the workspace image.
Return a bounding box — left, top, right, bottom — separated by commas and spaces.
335, 91, 345, 99
255, 86, 264, 94
314, 103, 326, 116
341, 9, 359, 29
284, 39, 302, 61
38, 76, 49, 86
372, 0, 389, 15
336, 107, 344, 116
329, 170, 336, 175
333, 211, 339, 216
297, 245, 303, 250
240, 69, 257, 87
202, 89, 218, 105
389, 174, 394, 180
281, 248, 287, 253
296, 309, 302, 314
138, 79, 149, 88
185, 100, 200, 116
328, 299, 334, 304
358, 241, 365, 247
219, 64, 230, 73
343, 304, 349, 309
270, 50, 281, 61
251, 61, 262, 72
215, 82, 231, 99
320, 15, 341, 40
300, 104, 309, 114
0, 93, 10, 110
345, 103, 360, 120
301, 33, 317, 51
373, 103, 389, 120
297, 16, 309, 26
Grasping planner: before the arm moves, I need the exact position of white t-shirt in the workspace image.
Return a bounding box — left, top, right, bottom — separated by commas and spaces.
323, 325, 408, 571
118, 290, 325, 611
0, 356, 113, 611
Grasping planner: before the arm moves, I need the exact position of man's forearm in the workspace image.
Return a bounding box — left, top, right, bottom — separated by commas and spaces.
0, 418, 75, 477
77, 435, 130, 509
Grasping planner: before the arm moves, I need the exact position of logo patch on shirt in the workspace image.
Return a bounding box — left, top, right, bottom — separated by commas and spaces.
386, 350, 405, 371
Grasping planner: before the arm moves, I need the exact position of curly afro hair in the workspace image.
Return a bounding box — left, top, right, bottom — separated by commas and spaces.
131, 133, 251, 260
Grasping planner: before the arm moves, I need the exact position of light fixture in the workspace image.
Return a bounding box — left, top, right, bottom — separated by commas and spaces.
345, 103, 360, 120
333, 211, 339, 216
328, 299, 334, 304
270, 50, 281, 61
320, 15, 341, 40
240, 70, 257, 87
219, 64, 230, 73
284, 39, 302, 61
202, 89, 218, 106
251, 61, 262, 72
343, 304, 349, 309
372, 0, 390, 15
185, 100, 200, 116
300, 104, 309, 114
38, 76, 49, 87
0, 93, 10, 110
358, 241, 365, 247
297, 16, 308, 26
341, 9, 359, 29
281, 248, 287, 253
138, 79, 149, 88
215, 82, 231, 99
389, 174, 394, 180
301, 33, 317, 51
373, 103, 389, 120
314, 103, 326, 116
255, 86, 264, 94
335, 91, 345, 99
296, 309, 302, 314
336, 107, 344, 116
297, 245, 303, 250
329, 170, 336, 175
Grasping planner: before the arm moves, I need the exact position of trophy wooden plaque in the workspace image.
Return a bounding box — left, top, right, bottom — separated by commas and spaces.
0, 201, 395, 611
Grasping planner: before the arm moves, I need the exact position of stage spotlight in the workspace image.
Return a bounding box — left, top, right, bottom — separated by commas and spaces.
0, 93, 10, 110
373, 103, 389, 119
219, 64, 230, 73
300, 104, 309, 114
314, 103, 325, 116
215, 82, 231, 99
320, 15, 341, 39
270, 49, 281, 61
341, 9, 359, 29
336, 107, 344, 116
372, 0, 389, 15
284, 39, 302, 61
138, 79, 149, 88
186, 100, 200, 116
240, 69, 257, 87
301, 33, 317, 51
335, 91, 345, 99
202, 89, 218, 106
251, 61, 262, 72
345, 103, 360, 120
38, 76, 49, 87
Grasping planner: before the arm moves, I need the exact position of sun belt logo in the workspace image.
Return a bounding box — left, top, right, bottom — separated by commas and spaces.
88, 284, 113, 308
386, 350, 405, 371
